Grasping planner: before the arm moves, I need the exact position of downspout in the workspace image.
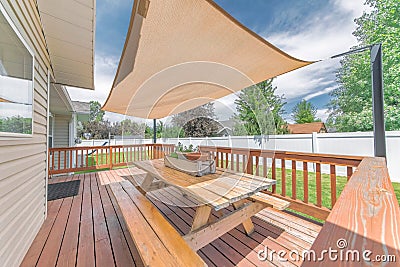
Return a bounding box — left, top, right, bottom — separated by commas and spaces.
45, 70, 50, 218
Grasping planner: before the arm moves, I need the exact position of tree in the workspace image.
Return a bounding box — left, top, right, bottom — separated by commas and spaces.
119, 119, 147, 136
171, 103, 219, 137
327, 0, 400, 132
292, 100, 321, 124
79, 120, 111, 139
0, 116, 32, 134
89, 101, 105, 122
233, 79, 288, 135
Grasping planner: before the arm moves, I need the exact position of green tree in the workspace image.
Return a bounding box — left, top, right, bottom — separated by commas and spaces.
89, 101, 105, 122
171, 103, 219, 137
292, 99, 321, 124
119, 119, 147, 136
0, 116, 32, 134
233, 79, 288, 135
79, 120, 111, 139
327, 0, 400, 132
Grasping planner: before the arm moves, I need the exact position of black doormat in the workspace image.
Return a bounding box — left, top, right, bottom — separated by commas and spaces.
48, 180, 80, 201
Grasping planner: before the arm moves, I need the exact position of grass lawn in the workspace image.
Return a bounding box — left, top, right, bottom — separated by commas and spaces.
392, 182, 400, 204
270, 168, 347, 209
75, 151, 148, 174
266, 167, 400, 222
266, 167, 347, 223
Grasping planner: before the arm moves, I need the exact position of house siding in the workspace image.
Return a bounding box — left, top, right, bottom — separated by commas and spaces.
53, 115, 71, 169
0, 0, 51, 266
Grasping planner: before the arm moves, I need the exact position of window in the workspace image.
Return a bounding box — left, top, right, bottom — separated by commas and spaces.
0, 6, 34, 135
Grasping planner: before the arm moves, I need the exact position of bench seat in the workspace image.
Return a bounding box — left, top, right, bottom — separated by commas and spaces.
250, 192, 290, 210
109, 180, 206, 267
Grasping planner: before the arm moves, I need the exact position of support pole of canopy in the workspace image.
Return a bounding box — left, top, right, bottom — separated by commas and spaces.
371, 43, 386, 158
153, 119, 157, 144
331, 44, 386, 158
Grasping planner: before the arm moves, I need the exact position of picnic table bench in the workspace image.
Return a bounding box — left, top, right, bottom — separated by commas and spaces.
109, 180, 206, 267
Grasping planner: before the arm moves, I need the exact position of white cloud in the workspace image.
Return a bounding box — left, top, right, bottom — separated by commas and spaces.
303, 85, 338, 101
267, 0, 370, 102
316, 108, 330, 122
67, 54, 119, 105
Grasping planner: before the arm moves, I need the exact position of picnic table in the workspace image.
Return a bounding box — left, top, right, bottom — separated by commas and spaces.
133, 159, 286, 251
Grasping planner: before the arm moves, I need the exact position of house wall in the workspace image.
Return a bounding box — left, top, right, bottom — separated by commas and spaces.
0, 1, 51, 266
53, 115, 71, 169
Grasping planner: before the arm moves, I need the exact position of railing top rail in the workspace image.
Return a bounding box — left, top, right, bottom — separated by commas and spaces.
199, 145, 364, 162
49, 143, 176, 151
304, 157, 400, 266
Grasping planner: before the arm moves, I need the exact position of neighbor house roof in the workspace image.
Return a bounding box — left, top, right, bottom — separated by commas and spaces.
71, 101, 90, 114
287, 122, 327, 134
102, 0, 313, 119
36, 0, 95, 90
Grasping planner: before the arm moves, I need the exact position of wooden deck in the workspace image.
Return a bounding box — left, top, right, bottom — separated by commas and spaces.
21, 169, 322, 267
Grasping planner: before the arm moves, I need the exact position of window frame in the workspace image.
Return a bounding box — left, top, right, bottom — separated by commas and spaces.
0, 2, 35, 138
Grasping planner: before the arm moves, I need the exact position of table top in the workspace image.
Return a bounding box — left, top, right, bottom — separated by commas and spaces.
133, 159, 276, 210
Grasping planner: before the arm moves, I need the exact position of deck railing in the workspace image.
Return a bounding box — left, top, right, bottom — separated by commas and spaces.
49, 144, 175, 175
49, 143, 365, 220
304, 157, 400, 265
199, 146, 364, 220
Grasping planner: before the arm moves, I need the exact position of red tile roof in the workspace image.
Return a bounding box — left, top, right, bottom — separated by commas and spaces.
287, 122, 327, 134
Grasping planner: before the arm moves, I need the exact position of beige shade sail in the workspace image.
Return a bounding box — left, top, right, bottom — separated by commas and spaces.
0, 97, 11, 103
37, 0, 95, 90
102, 0, 313, 119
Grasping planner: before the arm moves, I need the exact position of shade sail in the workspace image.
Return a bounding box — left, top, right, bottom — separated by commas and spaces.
102, 0, 313, 119
0, 97, 11, 103
37, 0, 95, 90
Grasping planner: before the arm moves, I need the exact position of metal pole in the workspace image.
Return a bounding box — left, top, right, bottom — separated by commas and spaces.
153, 119, 157, 144
371, 43, 386, 158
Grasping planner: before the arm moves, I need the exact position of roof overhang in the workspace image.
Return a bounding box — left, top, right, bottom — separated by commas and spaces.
49, 83, 74, 115
37, 0, 95, 90
102, 0, 313, 119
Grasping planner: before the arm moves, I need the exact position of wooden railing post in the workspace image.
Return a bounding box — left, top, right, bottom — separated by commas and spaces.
109, 146, 113, 170
246, 151, 254, 174
153, 144, 157, 159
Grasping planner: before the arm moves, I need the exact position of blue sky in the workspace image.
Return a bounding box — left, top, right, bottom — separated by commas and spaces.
67, 0, 369, 123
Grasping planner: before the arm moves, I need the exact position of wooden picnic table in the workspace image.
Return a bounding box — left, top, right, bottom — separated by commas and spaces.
133, 159, 279, 251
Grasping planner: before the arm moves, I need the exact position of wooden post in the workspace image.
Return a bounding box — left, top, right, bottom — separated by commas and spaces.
109, 146, 113, 170
246, 152, 253, 174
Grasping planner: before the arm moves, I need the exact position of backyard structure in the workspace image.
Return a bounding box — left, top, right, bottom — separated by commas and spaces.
1, 0, 400, 267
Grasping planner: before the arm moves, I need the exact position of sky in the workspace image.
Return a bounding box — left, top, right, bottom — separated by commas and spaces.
67, 0, 370, 123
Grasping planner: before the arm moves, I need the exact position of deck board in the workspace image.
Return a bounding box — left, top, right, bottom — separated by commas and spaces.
21, 170, 321, 267
56, 174, 83, 267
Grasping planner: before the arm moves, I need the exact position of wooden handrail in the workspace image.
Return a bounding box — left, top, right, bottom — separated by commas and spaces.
303, 157, 400, 266
48, 144, 176, 175
199, 146, 364, 220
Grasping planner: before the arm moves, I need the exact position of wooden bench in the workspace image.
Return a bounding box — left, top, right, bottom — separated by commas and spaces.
109, 180, 206, 267
250, 192, 290, 210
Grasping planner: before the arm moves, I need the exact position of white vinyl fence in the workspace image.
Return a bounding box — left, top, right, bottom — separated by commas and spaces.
79, 131, 400, 182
